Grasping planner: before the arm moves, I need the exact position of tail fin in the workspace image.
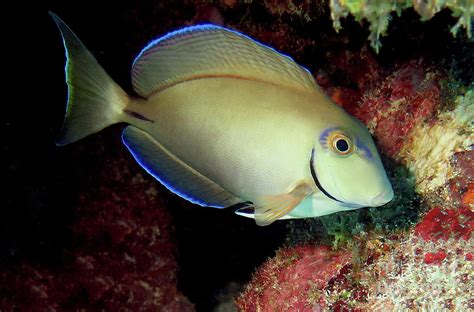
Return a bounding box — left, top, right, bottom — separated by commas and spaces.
50, 12, 129, 145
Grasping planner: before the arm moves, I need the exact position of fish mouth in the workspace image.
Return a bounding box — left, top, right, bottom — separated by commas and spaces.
371, 188, 394, 206
310, 148, 344, 204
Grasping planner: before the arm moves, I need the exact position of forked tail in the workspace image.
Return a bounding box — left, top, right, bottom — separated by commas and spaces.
50, 12, 129, 145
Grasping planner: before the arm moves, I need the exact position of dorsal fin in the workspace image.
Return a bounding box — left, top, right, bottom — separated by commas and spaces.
131, 25, 318, 97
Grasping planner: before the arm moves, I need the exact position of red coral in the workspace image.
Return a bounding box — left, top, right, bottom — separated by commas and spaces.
424, 250, 447, 265
414, 206, 473, 241
462, 184, 474, 207
325, 263, 368, 311
351, 60, 442, 158
236, 245, 352, 312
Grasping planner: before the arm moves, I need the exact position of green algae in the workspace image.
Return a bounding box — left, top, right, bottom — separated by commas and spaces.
324, 165, 419, 247
286, 164, 421, 249
329, 0, 474, 52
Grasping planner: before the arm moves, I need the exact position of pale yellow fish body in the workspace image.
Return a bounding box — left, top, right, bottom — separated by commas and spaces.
50, 12, 394, 226
129, 78, 341, 199
126, 76, 371, 221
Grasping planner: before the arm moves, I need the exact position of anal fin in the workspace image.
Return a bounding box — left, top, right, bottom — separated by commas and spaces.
122, 126, 242, 208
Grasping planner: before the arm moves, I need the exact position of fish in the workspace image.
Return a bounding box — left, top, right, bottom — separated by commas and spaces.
50, 12, 394, 226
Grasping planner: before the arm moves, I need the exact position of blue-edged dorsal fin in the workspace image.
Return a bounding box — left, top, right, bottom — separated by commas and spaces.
253, 183, 313, 226
122, 126, 242, 208
131, 25, 318, 97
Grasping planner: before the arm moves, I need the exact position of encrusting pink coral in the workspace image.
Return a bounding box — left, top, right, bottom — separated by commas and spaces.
350, 59, 443, 159
236, 245, 352, 311
414, 206, 473, 242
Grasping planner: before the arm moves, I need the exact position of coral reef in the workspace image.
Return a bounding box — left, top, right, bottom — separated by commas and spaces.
236, 245, 352, 311
363, 203, 473, 310
330, 0, 474, 51
236, 24, 472, 311
400, 89, 473, 195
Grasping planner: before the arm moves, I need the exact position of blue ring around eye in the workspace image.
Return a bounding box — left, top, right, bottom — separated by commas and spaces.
355, 137, 373, 160
319, 127, 339, 148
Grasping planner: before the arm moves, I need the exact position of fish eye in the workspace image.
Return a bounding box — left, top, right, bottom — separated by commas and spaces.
328, 131, 354, 156
336, 138, 349, 152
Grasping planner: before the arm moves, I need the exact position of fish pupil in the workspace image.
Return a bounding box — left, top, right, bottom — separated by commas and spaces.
336, 139, 349, 152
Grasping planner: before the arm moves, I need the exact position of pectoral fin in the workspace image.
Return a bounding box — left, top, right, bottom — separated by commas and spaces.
253, 183, 313, 226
